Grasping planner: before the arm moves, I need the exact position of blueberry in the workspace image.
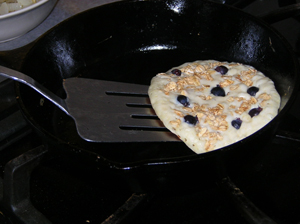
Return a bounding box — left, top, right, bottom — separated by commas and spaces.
184, 115, 198, 125
171, 69, 182, 76
211, 85, 225, 97
247, 86, 259, 96
249, 107, 263, 117
215, 66, 228, 75
231, 118, 242, 129
177, 95, 190, 107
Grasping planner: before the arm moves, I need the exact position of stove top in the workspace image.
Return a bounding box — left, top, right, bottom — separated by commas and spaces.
0, 0, 300, 223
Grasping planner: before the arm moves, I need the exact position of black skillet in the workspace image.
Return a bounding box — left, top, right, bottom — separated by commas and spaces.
5, 0, 300, 190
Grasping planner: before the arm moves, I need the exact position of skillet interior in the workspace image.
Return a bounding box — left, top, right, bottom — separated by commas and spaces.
16, 0, 299, 168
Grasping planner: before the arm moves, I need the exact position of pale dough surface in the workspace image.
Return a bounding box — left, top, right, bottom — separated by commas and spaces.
148, 60, 280, 154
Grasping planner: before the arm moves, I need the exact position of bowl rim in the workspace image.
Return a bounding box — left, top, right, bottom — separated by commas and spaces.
0, 0, 50, 20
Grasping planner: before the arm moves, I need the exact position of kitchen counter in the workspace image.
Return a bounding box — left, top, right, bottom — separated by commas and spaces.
0, 0, 119, 51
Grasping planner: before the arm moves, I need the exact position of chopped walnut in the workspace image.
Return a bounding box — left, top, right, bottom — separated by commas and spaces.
249, 97, 257, 104
195, 64, 206, 73
182, 107, 194, 113
195, 72, 214, 81
196, 127, 208, 137
195, 104, 209, 112
227, 96, 235, 102
258, 93, 271, 100
257, 93, 271, 107
196, 112, 205, 119
169, 119, 181, 128
235, 97, 244, 102
241, 69, 256, 79
205, 139, 217, 151
181, 64, 195, 75
219, 79, 234, 88
185, 76, 201, 86
260, 100, 268, 107
164, 81, 177, 92
199, 95, 213, 100
174, 110, 184, 117
234, 96, 257, 115
176, 79, 188, 89
218, 125, 228, 131
243, 79, 253, 86
235, 101, 251, 114
180, 90, 188, 96
229, 84, 239, 91
235, 69, 255, 86
206, 113, 216, 121
209, 104, 224, 115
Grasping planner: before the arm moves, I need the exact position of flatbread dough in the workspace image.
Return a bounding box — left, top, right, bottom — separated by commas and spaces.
148, 60, 280, 154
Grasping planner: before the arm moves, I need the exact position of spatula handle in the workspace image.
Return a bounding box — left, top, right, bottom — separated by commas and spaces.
0, 65, 69, 115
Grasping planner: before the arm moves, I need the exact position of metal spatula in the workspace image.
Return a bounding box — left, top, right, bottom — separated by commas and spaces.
0, 65, 179, 142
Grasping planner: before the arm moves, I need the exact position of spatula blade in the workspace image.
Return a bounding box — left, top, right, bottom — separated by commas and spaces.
63, 78, 179, 142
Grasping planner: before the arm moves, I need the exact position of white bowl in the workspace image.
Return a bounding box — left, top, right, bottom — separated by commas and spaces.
0, 0, 57, 43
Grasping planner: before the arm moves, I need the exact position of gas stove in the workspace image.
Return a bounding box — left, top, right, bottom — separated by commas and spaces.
0, 0, 300, 223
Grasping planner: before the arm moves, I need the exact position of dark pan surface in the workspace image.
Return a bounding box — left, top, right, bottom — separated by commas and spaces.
16, 0, 299, 168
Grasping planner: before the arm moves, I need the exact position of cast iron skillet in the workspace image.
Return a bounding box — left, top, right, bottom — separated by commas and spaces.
13, 0, 300, 172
